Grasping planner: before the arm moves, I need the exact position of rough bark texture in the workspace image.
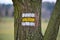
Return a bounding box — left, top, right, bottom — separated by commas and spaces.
12, 0, 60, 40
12, 0, 42, 40
43, 0, 60, 40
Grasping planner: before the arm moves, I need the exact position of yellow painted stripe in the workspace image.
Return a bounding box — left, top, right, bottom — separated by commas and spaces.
22, 18, 35, 22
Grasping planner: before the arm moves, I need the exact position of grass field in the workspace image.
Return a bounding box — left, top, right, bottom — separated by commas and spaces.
0, 17, 60, 40
0, 17, 14, 40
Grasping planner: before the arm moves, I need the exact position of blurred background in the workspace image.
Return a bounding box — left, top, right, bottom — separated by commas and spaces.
0, 0, 60, 40
0, 0, 14, 40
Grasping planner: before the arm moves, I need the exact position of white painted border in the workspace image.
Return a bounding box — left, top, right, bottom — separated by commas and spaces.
22, 13, 35, 17
22, 22, 35, 26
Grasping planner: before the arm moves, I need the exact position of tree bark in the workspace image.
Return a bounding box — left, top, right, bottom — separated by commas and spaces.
12, 0, 42, 40
43, 0, 60, 40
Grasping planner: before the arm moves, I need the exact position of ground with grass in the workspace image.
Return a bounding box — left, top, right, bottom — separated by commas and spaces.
0, 17, 60, 40
0, 17, 14, 40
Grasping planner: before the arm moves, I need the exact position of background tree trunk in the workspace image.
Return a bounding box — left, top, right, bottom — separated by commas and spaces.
12, 0, 42, 40
43, 0, 60, 40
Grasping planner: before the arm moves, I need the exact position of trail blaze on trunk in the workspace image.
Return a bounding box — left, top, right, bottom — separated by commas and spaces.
12, 0, 42, 40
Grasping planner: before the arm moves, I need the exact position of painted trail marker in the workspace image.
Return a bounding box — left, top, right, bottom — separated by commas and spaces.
22, 18, 35, 22
22, 13, 35, 17
22, 22, 35, 26
21, 13, 35, 26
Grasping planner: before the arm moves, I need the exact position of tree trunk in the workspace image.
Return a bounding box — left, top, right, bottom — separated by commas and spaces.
43, 0, 60, 40
12, 0, 42, 40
